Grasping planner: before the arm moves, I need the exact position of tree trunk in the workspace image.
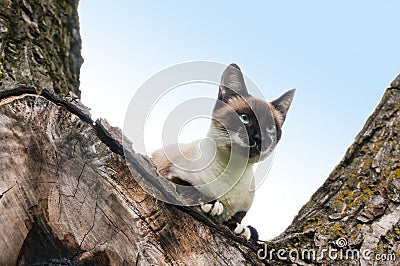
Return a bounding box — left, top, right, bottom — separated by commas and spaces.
272, 76, 400, 265
0, 0, 82, 97
0, 1, 399, 265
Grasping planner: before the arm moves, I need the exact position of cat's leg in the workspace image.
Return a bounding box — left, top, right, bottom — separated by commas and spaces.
224, 211, 259, 240
166, 174, 224, 216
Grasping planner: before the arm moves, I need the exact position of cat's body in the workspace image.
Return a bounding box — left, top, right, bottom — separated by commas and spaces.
151, 63, 295, 240
152, 138, 255, 223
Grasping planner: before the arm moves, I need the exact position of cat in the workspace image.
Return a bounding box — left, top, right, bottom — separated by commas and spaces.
151, 63, 295, 240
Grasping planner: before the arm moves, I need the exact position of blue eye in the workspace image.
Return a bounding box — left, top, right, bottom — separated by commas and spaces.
240, 114, 250, 124
267, 125, 276, 133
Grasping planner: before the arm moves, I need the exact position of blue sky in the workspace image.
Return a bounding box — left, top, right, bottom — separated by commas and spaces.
78, 1, 400, 240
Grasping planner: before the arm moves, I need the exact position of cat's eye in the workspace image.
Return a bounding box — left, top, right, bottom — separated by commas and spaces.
266, 125, 276, 133
239, 114, 250, 124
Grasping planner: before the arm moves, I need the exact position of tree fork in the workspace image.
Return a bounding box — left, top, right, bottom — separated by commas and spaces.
1, 1, 400, 265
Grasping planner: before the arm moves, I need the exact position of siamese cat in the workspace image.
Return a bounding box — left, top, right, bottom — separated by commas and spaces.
151, 64, 295, 240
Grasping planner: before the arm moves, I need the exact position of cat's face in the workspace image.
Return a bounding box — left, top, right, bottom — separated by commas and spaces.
209, 64, 295, 163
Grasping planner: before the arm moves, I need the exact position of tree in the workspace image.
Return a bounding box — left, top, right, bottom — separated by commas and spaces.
273, 75, 400, 265
0, 1, 399, 265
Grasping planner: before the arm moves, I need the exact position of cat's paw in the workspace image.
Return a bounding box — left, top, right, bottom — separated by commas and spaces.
201, 200, 223, 216
234, 224, 259, 240
234, 223, 251, 240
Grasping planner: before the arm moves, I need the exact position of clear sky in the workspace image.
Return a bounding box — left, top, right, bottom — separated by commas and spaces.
78, 1, 400, 240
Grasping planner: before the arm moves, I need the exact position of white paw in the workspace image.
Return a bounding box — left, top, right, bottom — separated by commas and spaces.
234, 223, 251, 240
201, 203, 212, 213
257, 240, 265, 245
201, 201, 223, 216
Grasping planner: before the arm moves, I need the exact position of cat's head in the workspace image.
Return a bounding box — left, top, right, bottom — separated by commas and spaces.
210, 63, 295, 163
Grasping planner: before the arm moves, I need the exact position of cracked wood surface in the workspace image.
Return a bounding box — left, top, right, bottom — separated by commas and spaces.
0, 93, 262, 265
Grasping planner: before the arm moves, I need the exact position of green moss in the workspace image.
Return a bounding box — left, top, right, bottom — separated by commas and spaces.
333, 224, 345, 234
317, 223, 348, 241
390, 168, 400, 180
337, 189, 358, 205
361, 158, 374, 171
361, 145, 368, 152
347, 191, 355, 201
61, 1, 70, 12
372, 141, 384, 155
300, 217, 321, 232
347, 174, 359, 188
377, 181, 388, 190
348, 198, 362, 209
335, 194, 344, 203
363, 189, 374, 197
381, 167, 391, 178
377, 241, 382, 253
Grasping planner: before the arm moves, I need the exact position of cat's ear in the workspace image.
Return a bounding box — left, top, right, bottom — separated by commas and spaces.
271, 89, 296, 123
218, 63, 249, 103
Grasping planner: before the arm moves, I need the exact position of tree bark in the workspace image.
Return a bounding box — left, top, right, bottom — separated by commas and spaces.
0, 0, 82, 97
272, 77, 400, 265
1, 1, 399, 266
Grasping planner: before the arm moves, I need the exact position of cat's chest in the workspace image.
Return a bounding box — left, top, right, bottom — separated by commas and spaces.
159, 139, 256, 222
216, 170, 255, 222
171, 160, 255, 222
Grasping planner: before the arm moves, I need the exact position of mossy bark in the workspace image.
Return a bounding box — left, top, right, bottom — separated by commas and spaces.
0, 0, 82, 97
273, 79, 400, 265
